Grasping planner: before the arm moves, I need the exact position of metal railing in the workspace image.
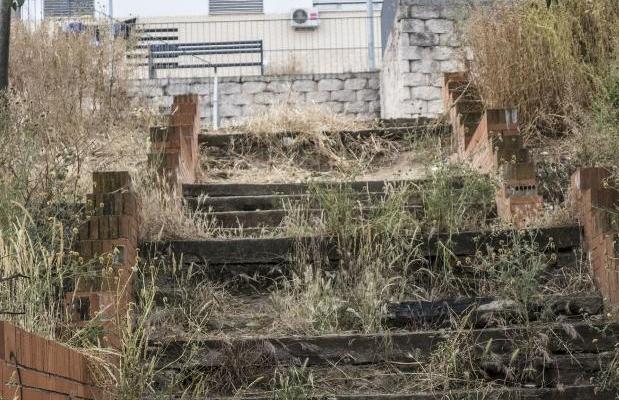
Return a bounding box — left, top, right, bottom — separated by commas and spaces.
128, 15, 383, 79
381, 0, 398, 54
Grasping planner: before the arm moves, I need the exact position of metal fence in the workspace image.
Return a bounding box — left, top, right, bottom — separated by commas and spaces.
128, 15, 382, 79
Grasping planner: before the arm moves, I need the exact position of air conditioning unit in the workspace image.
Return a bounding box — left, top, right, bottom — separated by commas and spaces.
291, 8, 320, 29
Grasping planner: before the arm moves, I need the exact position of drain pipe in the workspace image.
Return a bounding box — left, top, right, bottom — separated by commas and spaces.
212, 67, 219, 131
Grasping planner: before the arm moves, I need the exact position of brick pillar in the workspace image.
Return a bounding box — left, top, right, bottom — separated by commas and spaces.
68, 171, 140, 347
149, 94, 201, 194
570, 167, 619, 306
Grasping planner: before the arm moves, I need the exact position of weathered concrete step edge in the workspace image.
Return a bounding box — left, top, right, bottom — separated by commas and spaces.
153, 322, 618, 367
385, 295, 604, 328
185, 192, 424, 212
141, 225, 581, 265
183, 179, 429, 198
199, 124, 451, 147
197, 205, 427, 229
156, 355, 613, 398
197, 386, 615, 400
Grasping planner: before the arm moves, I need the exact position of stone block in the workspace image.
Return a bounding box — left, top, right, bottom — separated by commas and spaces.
410, 59, 440, 74
267, 81, 292, 93
399, 86, 412, 101
165, 83, 191, 96
246, 104, 268, 116
223, 93, 253, 106
140, 85, 164, 97
400, 60, 411, 73
409, 32, 439, 47
324, 101, 344, 113
345, 101, 368, 114
218, 103, 242, 118
439, 59, 464, 73
439, 32, 461, 47
190, 84, 212, 95
242, 81, 267, 94
368, 78, 380, 90
344, 78, 367, 90
219, 82, 242, 95
357, 89, 379, 102
402, 72, 428, 87
427, 99, 444, 115
401, 19, 425, 33
426, 19, 454, 34
399, 45, 424, 61
369, 100, 381, 112
411, 86, 442, 101
432, 46, 455, 61
292, 80, 317, 92
283, 91, 306, 104
254, 92, 282, 105
405, 5, 440, 19
318, 79, 344, 91
307, 91, 331, 103
331, 89, 356, 102
403, 100, 428, 116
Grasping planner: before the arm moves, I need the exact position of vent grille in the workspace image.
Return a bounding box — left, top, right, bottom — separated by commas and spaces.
44, 0, 95, 18
209, 0, 263, 14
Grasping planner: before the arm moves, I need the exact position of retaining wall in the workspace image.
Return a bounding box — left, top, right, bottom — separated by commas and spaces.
130, 72, 381, 127
381, 0, 490, 119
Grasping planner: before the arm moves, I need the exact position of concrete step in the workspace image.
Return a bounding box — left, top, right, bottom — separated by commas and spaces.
151, 322, 617, 396
154, 321, 617, 367
143, 225, 581, 266
165, 386, 616, 400
385, 295, 604, 329
185, 192, 423, 212
199, 125, 450, 148
195, 204, 427, 229
183, 179, 425, 198
142, 225, 582, 287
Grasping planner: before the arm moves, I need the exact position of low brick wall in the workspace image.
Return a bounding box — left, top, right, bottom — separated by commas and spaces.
0, 322, 102, 400
130, 72, 381, 127
571, 168, 619, 306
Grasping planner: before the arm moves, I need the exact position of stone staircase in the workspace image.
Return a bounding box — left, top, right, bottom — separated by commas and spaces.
138, 96, 619, 399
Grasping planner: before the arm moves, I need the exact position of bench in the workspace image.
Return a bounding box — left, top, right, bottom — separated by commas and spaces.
147, 40, 264, 78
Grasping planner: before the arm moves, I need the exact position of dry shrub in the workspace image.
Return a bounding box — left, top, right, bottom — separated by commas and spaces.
2, 22, 152, 222
467, 0, 619, 136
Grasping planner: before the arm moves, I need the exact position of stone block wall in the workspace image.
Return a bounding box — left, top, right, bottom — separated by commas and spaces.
381, 0, 490, 119
130, 72, 381, 127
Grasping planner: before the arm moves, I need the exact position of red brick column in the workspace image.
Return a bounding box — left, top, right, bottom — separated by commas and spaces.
443, 73, 543, 227
149, 94, 201, 194
68, 171, 140, 348
570, 167, 619, 305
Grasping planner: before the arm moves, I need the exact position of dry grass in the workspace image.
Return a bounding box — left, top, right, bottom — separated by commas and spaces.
223, 103, 391, 173
467, 0, 619, 137
2, 22, 152, 220
135, 172, 220, 241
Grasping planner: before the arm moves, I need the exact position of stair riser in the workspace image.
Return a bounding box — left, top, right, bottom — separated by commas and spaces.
154, 323, 618, 368
186, 192, 424, 213
142, 226, 581, 266
183, 180, 424, 198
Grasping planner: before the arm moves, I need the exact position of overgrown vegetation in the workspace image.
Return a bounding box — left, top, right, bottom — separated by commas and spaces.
467, 0, 619, 190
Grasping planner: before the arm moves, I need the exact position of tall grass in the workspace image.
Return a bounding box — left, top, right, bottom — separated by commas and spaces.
0, 209, 81, 338
273, 165, 497, 334
2, 22, 152, 228
467, 0, 619, 137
